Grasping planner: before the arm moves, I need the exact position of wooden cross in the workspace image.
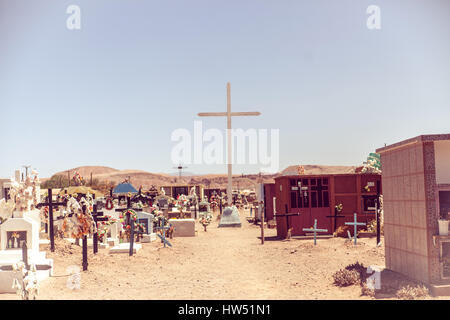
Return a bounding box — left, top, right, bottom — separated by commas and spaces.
155, 216, 172, 248
91, 204, 108, 254
302, 219, 328, 245
375, 180, 381, 245
115, 197, 143, 256
198, 82, 261, 206
345, 213, 366, 245
274, 204, 300, 238
326, 207, 345, 232
36, 188, 67, 252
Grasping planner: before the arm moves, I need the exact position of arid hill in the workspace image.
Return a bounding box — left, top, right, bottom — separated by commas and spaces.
47, 164, 358, 191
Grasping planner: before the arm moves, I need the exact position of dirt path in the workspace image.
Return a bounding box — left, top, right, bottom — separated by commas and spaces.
0, 209, 408, 300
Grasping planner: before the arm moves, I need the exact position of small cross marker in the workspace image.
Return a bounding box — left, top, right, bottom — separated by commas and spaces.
302, 219, 328, 245
155, 217, 172, 248
345, 213, 366, 245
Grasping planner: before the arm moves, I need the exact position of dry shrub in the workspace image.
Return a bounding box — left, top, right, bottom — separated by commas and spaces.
333, 262, 369, 287
345, 262, 368, 283
396, 284, 430, 300
333, 269, 360, 287
361, 283, 375, 297
334, 225, 351, 238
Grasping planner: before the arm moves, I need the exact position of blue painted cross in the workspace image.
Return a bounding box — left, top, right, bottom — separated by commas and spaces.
302, 219, 328, 245
345, 213, 366, 245
155, 216, 172, 248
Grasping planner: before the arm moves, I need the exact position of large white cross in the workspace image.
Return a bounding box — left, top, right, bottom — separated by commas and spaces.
198, 82, 261, 206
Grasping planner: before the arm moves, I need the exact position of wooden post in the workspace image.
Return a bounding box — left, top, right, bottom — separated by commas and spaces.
260, 201, 265, 245
129, 212, 134, 256
82, 235, 88, 271
21, 241, 29, 270
37, 189, 66, 252
376, 180, 381, 245
48, 189, 55, 252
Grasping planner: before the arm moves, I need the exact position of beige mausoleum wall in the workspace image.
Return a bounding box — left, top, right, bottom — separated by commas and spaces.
381, 142, 430, 283
435, 140, 450, 184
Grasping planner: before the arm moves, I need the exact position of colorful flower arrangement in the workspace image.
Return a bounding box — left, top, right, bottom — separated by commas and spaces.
96, 215, 119, 239
199, 211, 213, 231
119, 209, 146, 240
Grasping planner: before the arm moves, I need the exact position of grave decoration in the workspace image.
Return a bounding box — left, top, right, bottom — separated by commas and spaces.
119, 209, 146, 241
105, 197, 114, 210
72, 171, 84, 186
132, 187, 152, 207
11, 260, 39, 300
109, 196, 144, 255
6, 242, 41, 300
0, 199, 15, 222
96, 214, 118, 242
198, 201, 212, 232
91, 201, 112, 254
3, 170, 41, 218
61, 196, 97, 270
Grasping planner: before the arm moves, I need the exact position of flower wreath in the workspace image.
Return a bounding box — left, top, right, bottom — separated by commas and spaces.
97, 215, 119, 238
119, 209, 145, 232
105, 198, 114, 210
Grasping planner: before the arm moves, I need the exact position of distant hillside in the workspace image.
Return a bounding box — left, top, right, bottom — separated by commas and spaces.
281, 165, 357, 176
47, 164, 359, 191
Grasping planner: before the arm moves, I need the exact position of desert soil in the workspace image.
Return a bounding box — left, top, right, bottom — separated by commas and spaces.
0, 209, 440, 300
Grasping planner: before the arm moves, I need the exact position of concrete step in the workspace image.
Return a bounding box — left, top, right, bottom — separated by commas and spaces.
430, 283, 450, 296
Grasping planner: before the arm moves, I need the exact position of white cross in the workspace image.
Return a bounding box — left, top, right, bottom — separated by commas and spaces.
198, 82, 261, 206
345, 213, 366, 245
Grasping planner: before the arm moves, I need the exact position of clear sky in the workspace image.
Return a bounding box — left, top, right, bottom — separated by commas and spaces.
0, 0, 449, 178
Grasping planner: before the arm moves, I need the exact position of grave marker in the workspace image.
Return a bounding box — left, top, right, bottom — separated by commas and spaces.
345, 213, 366, 245
274, 204, 300, 239
91, 204, 108, 254
155, 216, 172, 248
198, 82, 261, 207
36, 188, 67, 252
326, 207, 345, 233
115, 196, 143, 256
302, 219, 328, 245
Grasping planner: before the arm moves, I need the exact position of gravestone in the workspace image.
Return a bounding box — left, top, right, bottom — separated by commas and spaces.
218, 206, 241, 228
169, 218, 196, 237
0, 216, 53, 293
136, 211, 156, 243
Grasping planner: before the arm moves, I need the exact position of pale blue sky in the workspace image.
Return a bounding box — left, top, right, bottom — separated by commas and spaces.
0, 0, 449, 178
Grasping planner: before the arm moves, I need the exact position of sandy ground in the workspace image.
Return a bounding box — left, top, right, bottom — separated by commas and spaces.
0, 209, 441, 300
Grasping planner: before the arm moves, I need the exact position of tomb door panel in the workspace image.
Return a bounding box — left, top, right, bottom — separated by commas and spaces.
291, 210, 310, 236
309, 178, 331, 233
439, 191, 450, 218
138, 218, 149, 234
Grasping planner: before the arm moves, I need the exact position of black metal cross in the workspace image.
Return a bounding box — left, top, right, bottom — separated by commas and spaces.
274, 204, 300, 238
91, 204, 108, 254
326, 207, 346, 232
36, 188, 67, 252
115, 196, 143, 256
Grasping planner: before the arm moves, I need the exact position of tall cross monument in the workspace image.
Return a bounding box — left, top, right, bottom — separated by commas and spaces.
198, 82, 261, 206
